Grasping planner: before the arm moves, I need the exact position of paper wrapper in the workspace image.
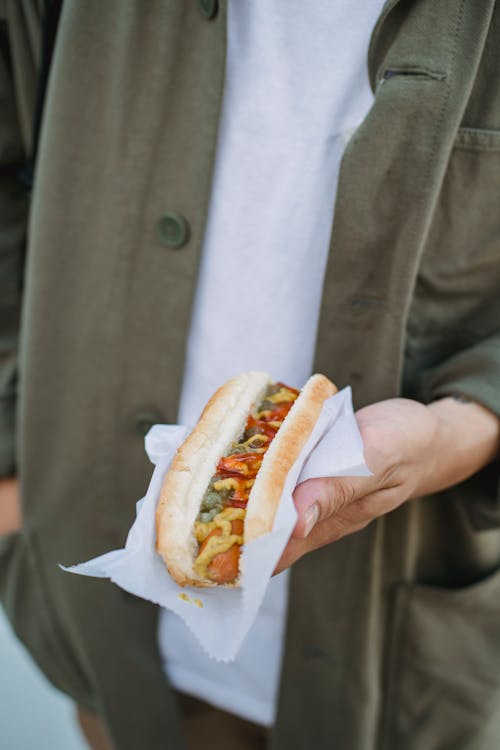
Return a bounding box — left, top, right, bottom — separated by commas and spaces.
64, 386, 370, 661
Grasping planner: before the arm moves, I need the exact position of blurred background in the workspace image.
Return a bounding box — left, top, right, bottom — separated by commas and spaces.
0, 606, 87, 750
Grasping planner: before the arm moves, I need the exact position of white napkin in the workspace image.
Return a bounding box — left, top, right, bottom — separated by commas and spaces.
64, 386, 370, 661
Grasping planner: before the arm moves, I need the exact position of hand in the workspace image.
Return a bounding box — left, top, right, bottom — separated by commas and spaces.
0, 476, 22, 536
276, 397, 499, 573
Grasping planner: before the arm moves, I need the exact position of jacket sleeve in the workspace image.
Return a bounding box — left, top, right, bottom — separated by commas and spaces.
413, 134, 500, 532
0, 18, 32, 476
421, 335, 500, 421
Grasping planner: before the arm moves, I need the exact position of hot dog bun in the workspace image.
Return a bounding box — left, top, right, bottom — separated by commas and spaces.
156, 372, 337, 587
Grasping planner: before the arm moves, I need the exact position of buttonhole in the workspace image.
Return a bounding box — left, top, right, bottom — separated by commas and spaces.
382, 67, 447, 81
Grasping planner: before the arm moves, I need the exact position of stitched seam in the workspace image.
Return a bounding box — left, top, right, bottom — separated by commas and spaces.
455, 127, 500, 152
455, 142, 500, 152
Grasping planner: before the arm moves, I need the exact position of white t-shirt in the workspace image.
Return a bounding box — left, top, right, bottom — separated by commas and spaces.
160, 0, 385, 727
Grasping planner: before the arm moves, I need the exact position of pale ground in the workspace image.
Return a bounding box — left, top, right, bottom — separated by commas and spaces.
0, 606, 88, 750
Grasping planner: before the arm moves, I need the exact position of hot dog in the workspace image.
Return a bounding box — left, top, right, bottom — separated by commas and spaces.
155, 372, 337, 587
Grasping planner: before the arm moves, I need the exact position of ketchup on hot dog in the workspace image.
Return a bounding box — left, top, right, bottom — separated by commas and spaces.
193, 383, 299, 583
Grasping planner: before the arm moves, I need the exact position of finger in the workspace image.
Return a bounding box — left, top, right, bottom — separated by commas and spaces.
274, 536, 309, 575
292, 474, 379, 539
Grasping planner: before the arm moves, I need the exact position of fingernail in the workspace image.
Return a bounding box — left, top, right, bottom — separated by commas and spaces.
303, 502, 320, 537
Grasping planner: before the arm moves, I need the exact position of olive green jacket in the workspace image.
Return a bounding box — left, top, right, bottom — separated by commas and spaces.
1, 1, 500, 748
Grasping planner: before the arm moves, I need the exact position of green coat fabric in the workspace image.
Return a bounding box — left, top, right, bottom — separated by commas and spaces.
1, 1, 500, 748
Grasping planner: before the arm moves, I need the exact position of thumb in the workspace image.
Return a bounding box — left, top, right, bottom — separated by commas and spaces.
292, 475, 374, 539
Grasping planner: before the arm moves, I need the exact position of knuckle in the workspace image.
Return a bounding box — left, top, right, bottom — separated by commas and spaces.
323, 480, 356, 518
360, 423, 404, 478
379, 460, 401, 488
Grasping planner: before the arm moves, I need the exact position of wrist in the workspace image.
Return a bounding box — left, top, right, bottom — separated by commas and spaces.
423, 396, 500, 494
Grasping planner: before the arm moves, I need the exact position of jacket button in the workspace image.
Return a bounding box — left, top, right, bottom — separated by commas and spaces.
133, 410, 164, 436
158, 211, 190, 249
197, 0, 218, 20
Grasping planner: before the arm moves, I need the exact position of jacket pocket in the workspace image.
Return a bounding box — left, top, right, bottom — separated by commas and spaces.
382, 570, 500, 750
455, 126, 500, 152
408, 125, 500, 341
